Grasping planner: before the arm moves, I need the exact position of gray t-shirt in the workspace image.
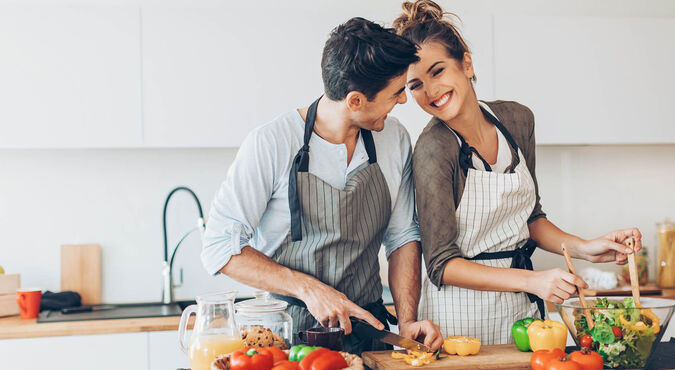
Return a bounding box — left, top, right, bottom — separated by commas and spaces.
413, 100, 547, 288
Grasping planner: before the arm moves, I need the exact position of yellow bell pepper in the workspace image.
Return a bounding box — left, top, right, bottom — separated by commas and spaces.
443, 336, 481, 356
527, 320, 568, 351
619, 309, 660, 334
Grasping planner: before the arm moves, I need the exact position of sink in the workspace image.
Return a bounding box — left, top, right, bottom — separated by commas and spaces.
36, 298, 252, 323
37, 302, 184, 323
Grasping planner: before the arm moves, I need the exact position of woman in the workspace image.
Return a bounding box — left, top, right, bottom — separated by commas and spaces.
393, 0, 642, 344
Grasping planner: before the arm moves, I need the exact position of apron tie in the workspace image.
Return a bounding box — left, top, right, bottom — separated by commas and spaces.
468, 240, 546, 320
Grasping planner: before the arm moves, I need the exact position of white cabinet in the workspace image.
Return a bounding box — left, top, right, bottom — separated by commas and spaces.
0, 6, 142, 148
0, 333, 147, 370
148, 330, 190, 370
494, 16, 675, 144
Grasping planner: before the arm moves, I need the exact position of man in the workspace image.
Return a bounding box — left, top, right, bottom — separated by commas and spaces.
202, 17, 443, 354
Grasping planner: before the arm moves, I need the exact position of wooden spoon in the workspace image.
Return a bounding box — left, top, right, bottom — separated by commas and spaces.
562, 243, 594, 329
624, 237, 641, 307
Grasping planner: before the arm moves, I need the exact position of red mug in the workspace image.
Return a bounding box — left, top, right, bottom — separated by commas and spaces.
16, 289, 42, 319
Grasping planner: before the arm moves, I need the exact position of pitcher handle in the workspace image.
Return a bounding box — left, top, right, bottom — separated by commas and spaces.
178, 304, 198, 354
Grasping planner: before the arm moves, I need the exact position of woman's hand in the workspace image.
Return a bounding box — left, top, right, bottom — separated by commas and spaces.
576, 228, 642, 264
526, 268, 588, 304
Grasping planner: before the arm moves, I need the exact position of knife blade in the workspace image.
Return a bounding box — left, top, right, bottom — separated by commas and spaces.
351, 320, 434, 353
61, 305, 117, 314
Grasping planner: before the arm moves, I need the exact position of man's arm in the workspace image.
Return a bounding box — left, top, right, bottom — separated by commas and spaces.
388, 241, 443, 350
220, 246, 383, 334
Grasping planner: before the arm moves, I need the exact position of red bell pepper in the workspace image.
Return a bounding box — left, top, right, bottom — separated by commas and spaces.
272, 360, 300, 370
229, 347, 274, 370
299, 348, 331, 370
309, 351, 348, 370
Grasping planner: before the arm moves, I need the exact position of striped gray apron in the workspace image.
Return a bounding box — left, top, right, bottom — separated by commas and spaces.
418, 105, 544, 344
271, 97, 393, 354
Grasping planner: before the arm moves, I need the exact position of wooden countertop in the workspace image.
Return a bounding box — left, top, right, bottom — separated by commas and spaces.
2, 284, 673, 341
0, 314, 188, 340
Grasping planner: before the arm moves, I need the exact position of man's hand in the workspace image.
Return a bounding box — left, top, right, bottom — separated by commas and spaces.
301, 281, 384, 335
399, 320, 444, 351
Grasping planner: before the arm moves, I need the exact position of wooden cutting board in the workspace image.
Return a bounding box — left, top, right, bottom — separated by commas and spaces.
362, 345, 531, 369
61, 244, 101, 305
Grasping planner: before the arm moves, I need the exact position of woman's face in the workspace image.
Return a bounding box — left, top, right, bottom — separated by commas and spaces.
406, 41, 475, 122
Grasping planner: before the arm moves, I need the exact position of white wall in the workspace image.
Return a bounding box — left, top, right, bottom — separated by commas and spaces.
1, 144, 673, 303
1, 0, 674, 303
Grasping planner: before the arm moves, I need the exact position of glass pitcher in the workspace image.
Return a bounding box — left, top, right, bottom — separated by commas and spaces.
178, 291, 245, 370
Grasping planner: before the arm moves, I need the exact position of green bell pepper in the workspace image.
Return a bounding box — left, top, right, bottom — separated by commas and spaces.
288, 345, 320, 362
512, 318, 540, 351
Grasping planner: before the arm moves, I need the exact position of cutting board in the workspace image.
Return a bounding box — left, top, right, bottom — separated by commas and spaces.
362, 344, 531, 369
61, 244, 101, 305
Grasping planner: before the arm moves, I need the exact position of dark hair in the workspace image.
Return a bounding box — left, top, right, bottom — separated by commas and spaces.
392, 0, 476, 82
321, 17, 419, 101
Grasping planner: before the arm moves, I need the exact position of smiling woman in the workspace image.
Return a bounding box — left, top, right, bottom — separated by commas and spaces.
392, 0, 643, 345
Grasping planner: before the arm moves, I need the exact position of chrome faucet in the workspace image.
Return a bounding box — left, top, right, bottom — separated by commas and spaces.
161, 186, 205, 304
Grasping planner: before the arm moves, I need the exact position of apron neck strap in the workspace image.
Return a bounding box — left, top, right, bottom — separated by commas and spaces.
447, 105, 521, 175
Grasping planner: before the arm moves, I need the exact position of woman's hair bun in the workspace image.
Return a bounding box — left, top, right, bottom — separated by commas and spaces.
393, 0, 445, 34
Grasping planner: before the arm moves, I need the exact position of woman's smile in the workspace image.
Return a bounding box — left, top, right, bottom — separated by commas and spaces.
430, 90, 453, 110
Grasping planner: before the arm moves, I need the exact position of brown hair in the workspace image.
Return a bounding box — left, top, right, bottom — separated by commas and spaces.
392, 0, 476, 82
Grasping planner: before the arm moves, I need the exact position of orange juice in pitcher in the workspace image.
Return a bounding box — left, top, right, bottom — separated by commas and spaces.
188, 334, 244, 370
179, 291, 242, 370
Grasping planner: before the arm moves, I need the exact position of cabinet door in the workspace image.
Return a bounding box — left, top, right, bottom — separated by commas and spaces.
0, 333, 147, 370
0, 5, 142, 148
494, 16, 675, 144
148, 330, 190, 370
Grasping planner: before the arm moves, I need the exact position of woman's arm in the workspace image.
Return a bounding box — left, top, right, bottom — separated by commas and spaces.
441, 257, 587, 304
528, 217, 642, 265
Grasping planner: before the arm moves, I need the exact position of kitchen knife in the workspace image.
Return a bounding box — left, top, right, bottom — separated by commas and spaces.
61, 305, 117, 314
351, 320, 434, 353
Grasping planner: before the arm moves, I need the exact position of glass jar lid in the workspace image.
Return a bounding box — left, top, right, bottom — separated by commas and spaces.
235, 291, 288, 313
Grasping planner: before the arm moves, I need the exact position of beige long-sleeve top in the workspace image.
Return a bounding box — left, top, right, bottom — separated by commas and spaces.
413, 100, 547, 288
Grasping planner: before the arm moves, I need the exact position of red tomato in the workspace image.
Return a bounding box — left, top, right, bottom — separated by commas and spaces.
531, 348, 566, 370
569, 349, 604, 370
546, 357, 582, 370
611, 326, 623, 339
579, 334, 593, 349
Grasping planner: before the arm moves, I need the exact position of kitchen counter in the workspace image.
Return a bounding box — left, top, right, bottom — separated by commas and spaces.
0, 314, 190, 340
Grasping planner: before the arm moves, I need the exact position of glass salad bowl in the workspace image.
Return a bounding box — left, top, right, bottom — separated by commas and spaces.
555, 297, 675, 369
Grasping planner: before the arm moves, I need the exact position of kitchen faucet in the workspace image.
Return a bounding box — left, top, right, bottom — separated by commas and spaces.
161, 186, 205, 304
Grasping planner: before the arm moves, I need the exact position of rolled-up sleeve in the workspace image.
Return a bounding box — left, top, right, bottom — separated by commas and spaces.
414, 126, 463, 289
201, 129, 277, 275
382, 130, 421, 259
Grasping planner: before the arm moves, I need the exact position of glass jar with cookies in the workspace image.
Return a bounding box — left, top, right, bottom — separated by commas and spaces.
235, 290, 292, 349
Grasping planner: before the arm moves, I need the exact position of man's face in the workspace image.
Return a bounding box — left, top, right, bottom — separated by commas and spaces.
354, 74, 408, 132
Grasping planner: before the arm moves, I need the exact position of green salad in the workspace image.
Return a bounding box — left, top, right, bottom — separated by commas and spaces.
574, 298, 660, 369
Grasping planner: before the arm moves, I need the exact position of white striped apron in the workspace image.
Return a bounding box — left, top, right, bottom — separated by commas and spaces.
418, 105, 543, 344
271, 97, 393, 354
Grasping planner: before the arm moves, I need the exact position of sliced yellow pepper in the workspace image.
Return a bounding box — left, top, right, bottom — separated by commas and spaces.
443, 336, 481, 356
619, 309, 660, 334
527, 320, 568, 351
391, 350, 436, 367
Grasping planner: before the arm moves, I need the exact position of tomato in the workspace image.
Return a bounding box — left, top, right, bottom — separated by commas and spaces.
546, 357, 582, 370
569, 349, 603, 370
611, 326, 622, 339
579, 334, 593, 349
531, 348, 566, 370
